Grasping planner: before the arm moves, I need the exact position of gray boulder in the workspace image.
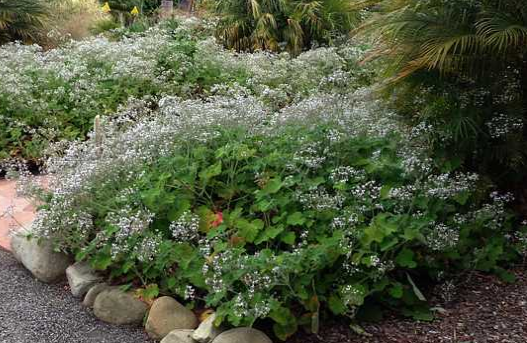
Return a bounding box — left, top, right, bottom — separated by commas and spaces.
212, 328, 273, 343
66, 261, 103, 297
161, 330, 196, 343
192, 313, 222, 343
93, 288, 148, 325
83, 283, 113, 308
145, 296, 198, 340
11, 232, 70, 283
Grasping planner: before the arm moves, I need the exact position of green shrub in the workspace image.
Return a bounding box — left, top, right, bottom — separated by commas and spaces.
104, 0, 161, 20
25, 89, 522, 340
90, 17, 122, 35
362, 0, 527, 189
0, 19, 368, 165
0, 21, 247, 163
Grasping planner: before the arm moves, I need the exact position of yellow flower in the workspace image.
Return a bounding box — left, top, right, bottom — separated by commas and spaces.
101, 2, 111, 13
131, 6, 140, 16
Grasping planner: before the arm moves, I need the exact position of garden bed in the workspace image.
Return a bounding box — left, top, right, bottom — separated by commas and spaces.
291, 268, 527, 343
2, 10, 527, 343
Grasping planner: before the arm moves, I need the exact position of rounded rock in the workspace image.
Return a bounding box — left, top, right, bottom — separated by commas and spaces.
212, 328, 273, 343
145, 296, 198, 340
160, 329, 196, 343
93, 288, 148, 325
66, 261, 103, 297
192, 312, 222, 343
10, 233, 71, 283
83, 283, 113, 308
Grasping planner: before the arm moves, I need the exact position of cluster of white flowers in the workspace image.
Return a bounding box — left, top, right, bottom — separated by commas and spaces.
134, 234, 163, 262
350, 181, 382, 201
329, 166, 366, 184
296, 187, 344, 211
170, 211, 200, 242
424, 172, 479, 200
426, 223, 460, 251
204, 249, 276, 319
485, 113, 523, 139
105, 206, 155, 260
331, 212, 360, 231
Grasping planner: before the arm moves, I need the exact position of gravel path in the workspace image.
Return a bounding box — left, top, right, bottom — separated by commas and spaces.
0, 248, 153, 343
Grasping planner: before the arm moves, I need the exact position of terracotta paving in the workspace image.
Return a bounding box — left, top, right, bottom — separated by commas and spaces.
0, 178, 41, 251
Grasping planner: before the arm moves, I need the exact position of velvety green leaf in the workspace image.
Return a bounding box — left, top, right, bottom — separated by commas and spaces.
199, 161, 222, 182
287, 212, 306, 226
396, 248, 417, 268
328, 295, 347, 315
280, 231, 296, 245
389, 283, 404, 298
262, 178, 282, 194
255, 225, 285, 244
236, 218, 264, 243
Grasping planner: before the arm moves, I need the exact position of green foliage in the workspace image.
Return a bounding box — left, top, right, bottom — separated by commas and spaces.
44, 123, 519, 339
0, 18, 369, 165
363, 0, 527, 189
0, 0, 48, 44
104, 0, 161, 16
0, 23, 249, 163
212, 0, 362, 54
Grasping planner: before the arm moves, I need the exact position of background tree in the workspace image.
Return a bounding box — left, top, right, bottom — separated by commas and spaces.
212, 0, 362, 55
0, 0, 48, 44
362, 0, 527, 202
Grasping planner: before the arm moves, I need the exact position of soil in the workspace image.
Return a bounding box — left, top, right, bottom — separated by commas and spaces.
289, 268, 527, 343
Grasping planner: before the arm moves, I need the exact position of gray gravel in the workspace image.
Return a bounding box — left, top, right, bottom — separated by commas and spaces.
0, 248, 153, 343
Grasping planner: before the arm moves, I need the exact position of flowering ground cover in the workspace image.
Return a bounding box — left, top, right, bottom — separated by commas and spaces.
0, 17, 370, 165
3, 14, 527, 343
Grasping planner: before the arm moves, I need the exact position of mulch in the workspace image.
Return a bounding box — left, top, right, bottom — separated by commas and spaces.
288, 267, 527, 343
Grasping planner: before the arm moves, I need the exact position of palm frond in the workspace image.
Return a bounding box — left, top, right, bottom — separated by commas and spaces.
477, 14, 527, 52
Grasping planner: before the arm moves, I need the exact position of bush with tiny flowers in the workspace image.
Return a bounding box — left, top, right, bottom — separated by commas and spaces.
0, 16, 372, 168
22, 83, 524, 339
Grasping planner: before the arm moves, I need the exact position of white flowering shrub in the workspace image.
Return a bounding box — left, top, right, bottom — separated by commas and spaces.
23, 85, 523, 339
0, 17, 369, 165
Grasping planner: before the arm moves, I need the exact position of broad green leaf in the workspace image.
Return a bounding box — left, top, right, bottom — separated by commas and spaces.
328, 295, 347, 315
273, 318, 298, 341
287, 212, 306, 226
389, 283, 404, 298
262, 178, 282, 194
236, 218, 264, 243
199, 161, 222, 182
396, 248, 417, 268
255, 225, 285, 244
91, 254, 112, 270
280, 231, 296, 245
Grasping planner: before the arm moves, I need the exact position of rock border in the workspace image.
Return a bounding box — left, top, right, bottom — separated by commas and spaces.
11, 236, 273, 342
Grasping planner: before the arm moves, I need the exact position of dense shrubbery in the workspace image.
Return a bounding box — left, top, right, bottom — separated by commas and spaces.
0, 20, 238, 163
363, 0, 527, 192
0, 18, 370, 165
22, 82, 524, 339
6, 7, 526, 341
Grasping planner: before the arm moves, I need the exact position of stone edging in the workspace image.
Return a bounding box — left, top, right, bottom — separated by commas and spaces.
10, 233, 274, 343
